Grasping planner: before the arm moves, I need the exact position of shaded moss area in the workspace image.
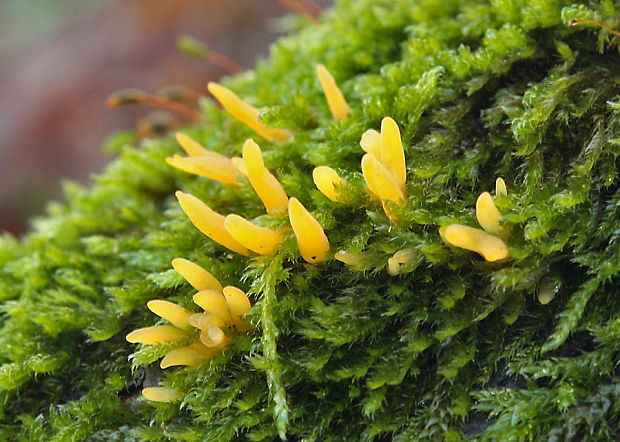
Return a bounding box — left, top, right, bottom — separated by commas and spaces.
1, 0, 619, 440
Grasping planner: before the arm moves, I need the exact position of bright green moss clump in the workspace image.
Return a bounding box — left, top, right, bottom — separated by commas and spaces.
1, 0, 620, 440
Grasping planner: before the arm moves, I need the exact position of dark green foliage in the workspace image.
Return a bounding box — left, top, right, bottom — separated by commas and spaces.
1, 0, 619, 439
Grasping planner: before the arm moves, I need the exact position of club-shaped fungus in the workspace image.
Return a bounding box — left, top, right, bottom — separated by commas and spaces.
288, 197, 330, 263
242, 138, 289, 214
207, 82, 292, 143
316, 64, 352, 121
126, 259, 252, 401
440, 178, 510, 262
312, 166, 345, 202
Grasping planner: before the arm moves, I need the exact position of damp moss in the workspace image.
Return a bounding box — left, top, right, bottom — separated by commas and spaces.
1, 0, 620, 440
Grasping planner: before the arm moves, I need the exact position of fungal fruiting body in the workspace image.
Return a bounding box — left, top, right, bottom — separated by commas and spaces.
170, 133, 329, 263
207, 82, 291, 143
316, 64, 352, 121
443, 224, 509, 262
241, 138, 289, 213
495, 177, 507, 197
387, 248, 417, 276
167, 133, 240, 184
288, 197, 330, 263
126, 259, 252, 401
334, 250, 366, 266
475, 192, 506, 237
313, 166, 345, 202
175, 191, 251, 256
142, 387, 185, 403
441, 178, 510, 262
224, 214, 282, 255
360, 117, 406, 218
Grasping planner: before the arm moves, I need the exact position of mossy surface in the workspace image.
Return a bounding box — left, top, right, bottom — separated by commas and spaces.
1, 0, 620, 440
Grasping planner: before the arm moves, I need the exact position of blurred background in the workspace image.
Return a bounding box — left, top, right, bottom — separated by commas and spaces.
0, 0, 330, 235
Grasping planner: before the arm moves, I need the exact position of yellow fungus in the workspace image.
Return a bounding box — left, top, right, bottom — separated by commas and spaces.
200, 328, 230, 348
242, 139, 289, 213
393, 248, 416, 264
312, 166, 344, 202
476, 192, 506, 237
125, 325, 185, 345
444, 224, 509, 262
538, 278, 557, 305
207, 82, 291, 143
223, 286, 251, 329
438, 227, 447, 243
160, 342, 215, 369
193, 289, 232, 323
379, 117, 406, 188
361, 154, 404, 203
288, 197, 330, 263
199, 325, 230, 348
175, 132, 219, 158
387, 248, 416, 276
224, 214, 282, 255
360, 129, 381, 158
334, 250, 365, 266
147, 300, 191, 330
495, 177, 507, 197
175, 191, 250, 256
188, 312, 226, 331
171, 258, 223, 292
316, 64, 352, 121
231, 156, 249, 177
166, 155, 239, 185
142, 387, 184, 403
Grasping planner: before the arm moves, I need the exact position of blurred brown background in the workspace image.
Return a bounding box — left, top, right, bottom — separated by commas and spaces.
0, 0, 330, 235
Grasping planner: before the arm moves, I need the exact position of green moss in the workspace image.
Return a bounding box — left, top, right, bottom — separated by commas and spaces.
1, 0, 620, 440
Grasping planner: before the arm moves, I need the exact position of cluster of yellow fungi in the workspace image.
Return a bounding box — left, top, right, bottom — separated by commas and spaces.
128, 61, 516, 402
170, 133, 330, 263
163, 65, 360, 263
126, 258, 251, 402
439, 178, 510, 262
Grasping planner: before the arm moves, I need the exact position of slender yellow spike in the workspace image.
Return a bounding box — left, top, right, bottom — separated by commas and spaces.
199, 327, 230, 348
160, 342, 215, 368
288, 197, 330, 263
188, 312, 226, 331
316, 64, 352, 121
171, 258, 223, 292
224, 214, 282, 255
476, 192, 506, 237
142, 387, 184, 402
175, 191, 250, 256
361, 154, 404, 203
242, 139, 288, 213
360, 129, 381, 158
223, 286, 251, 330
147, 300, 191, 330
334, 250, 365, 266
207, 82, 291, 143
166, 155, 239, 185
444, 224, 509, 262
496, 177, 507, 197
176, 132, 210, 157
231, 157, 249, 177
379, 117, 406, 188
312, 166, 344, 202
125, 325, 185, 345
193, 290, 232, 323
